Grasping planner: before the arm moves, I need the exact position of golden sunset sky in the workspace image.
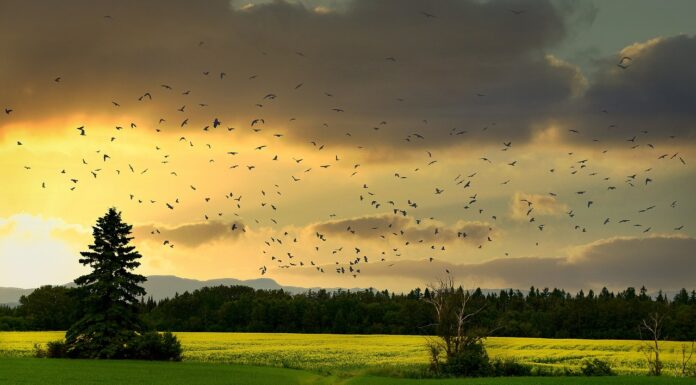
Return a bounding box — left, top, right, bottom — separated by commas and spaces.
1, 0, 695, 292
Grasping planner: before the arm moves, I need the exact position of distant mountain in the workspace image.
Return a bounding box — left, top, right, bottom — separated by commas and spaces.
142, 275, 362, 300
0, 287, 33, 306
0, 275, 365, 305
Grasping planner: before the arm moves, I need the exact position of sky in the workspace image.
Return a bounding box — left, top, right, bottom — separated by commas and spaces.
1, 0, 695, 292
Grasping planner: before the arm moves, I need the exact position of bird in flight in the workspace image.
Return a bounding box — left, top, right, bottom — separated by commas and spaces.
617, 56, 632, 69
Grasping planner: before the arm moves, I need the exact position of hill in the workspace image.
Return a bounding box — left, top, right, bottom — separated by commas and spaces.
0, 287, 33, 306
0, 275, 363, 305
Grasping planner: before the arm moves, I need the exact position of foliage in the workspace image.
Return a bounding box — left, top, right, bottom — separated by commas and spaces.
426, 338, 443, 373
47, 340, 68, 358
140, 285, 696, 341
580, 358, 615, 376
17, 286, 81, 330
64, 207, 147, 358
32, 340, 67, 358
128, 332, 182, 361
31, 333, 181, 361
3, 285, 696, 342
424, 277, 493, 377
32, 343, 45, 358
441, 341, 491, 377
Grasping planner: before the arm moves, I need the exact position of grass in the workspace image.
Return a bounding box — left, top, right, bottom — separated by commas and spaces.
1, 358, 696, 385
0, 357, 328, 385
345, 376, 696, 385
2, 332, 696, 377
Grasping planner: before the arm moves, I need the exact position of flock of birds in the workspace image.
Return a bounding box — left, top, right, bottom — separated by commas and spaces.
3, 10, 689, 281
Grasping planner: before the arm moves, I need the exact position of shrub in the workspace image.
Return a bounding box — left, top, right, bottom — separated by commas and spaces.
128, 332, 182, 361
46, 340, 68, 358
491, 359, 532, 376
441, 342, 491, 377
32, 343, 46, 358
63, 330, 135, 359
34, 340, 68, 358
43, 332, 181, 361
581, 358, 615, 376
425, 339, 442, 374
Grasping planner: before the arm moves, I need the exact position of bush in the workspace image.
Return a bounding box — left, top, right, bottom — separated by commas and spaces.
581, 358, 615, 376
34, 340, 67, 358
32, 343, 45, 358
47, 340, 68, 358
491, 359, 532, 376
127, 332, 182, 361
44, 332, 181, 361
441, 342, 491, 377
425, 339, 443, 374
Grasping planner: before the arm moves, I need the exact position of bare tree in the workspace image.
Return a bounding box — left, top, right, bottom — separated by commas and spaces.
423, 275, 489, 372
639, 312, 665, 376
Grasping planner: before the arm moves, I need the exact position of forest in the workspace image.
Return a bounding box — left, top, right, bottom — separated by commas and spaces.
1, 284, 695, 340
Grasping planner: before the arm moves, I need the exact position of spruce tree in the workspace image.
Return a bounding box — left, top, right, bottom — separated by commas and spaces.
65, 207, 147, 358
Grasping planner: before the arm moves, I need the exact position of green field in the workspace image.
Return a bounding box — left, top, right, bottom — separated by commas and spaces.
1, 358, 695, 385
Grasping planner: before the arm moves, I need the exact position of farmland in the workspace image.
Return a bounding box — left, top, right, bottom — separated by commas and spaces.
2, 332, 695, 377
2, 357, 696, 385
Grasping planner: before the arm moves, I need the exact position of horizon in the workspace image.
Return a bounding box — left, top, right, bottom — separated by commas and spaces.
1, 0, 696, 293
2, 273, 694, 297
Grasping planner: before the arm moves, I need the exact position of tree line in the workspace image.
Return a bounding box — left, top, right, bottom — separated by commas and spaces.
2, 284, 695, 340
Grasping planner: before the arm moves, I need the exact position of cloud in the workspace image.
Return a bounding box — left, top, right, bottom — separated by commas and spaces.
133, 220, 245, 248
300, 235, 696, 291
311, 214, 408, 237
311, 213, 495, 246
510, 192, 568, 220
0, 214, 89, 288
2, 1, 694, 154
0, 0, 588, 150
563, 34, 696, 142
564, 235, 696, 288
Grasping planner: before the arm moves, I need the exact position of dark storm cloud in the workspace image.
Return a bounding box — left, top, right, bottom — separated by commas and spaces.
0, 0, 583, 148
133, 220, 245, 247
562, 35, 696, 142
350, 235, 696, 291
2, 0, 693, 150
311, 214, 494, 246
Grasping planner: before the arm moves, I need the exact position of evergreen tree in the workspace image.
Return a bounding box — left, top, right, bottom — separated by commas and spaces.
65, 207, 147, 358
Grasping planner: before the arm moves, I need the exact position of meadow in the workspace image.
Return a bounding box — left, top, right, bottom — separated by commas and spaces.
2, 331, 696, 378
3, 357, 696, 385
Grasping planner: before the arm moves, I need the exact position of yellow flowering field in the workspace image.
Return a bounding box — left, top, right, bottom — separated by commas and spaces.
1, 332, 693, 375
